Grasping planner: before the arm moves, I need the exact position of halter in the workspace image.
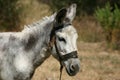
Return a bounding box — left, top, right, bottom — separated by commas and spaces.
50, 23, 78, 80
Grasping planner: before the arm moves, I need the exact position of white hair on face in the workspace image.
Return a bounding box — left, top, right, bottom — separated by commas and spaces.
55, 25, 78, 55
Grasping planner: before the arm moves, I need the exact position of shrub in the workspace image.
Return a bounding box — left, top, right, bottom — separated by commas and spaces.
95, 2, 120, 49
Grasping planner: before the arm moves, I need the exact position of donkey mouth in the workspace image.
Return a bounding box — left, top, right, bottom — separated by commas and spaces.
64, 60, 80, 76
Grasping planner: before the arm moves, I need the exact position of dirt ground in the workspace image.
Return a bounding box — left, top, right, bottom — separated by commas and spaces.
32, 41, 120, 80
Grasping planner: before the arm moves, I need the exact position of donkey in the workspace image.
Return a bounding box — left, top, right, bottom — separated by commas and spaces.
0, 4, 80, 80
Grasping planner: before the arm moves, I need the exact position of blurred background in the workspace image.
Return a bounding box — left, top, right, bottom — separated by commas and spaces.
0, 0, 120, 80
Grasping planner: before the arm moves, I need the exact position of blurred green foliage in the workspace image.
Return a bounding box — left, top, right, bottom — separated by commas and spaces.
95, 2, 120, 49
95, 3, 120, 30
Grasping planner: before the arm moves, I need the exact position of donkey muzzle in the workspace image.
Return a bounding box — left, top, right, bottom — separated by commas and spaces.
62, 51, 80, 76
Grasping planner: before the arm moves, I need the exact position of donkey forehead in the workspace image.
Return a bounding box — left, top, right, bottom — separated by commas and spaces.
56, 26, 77, 37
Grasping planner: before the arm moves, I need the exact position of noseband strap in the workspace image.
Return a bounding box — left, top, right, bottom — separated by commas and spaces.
60, 51, 78, 61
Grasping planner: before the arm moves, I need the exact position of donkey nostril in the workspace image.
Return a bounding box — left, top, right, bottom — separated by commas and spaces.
70, 65, 75, 71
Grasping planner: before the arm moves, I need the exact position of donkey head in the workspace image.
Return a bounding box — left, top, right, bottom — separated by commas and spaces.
50, 4, 80, 76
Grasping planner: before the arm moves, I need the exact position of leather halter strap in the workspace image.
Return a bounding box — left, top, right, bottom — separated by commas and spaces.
60, 51, 78, 61
50, 23, 78, 80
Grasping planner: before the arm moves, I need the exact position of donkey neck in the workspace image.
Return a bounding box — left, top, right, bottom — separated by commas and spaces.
22, 16, 54, 68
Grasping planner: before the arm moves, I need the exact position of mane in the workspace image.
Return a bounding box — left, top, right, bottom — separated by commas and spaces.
20, 14, 56, 45
22, 13, 56, 33
22, 16, 50, 32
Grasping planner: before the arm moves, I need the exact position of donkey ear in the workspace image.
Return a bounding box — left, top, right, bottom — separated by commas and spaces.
66, 4, 77, 22
55, 8, 67, 24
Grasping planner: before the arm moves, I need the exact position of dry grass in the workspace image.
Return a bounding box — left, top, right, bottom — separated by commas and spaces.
73, 16, 105, 42
19, 0, 52, 29
32, 41, 120, 80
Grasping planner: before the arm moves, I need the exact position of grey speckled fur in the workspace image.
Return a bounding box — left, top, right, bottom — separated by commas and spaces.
0, 15, 55, 80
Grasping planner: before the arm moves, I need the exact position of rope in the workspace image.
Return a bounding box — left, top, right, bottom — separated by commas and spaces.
59, 65, 63, 80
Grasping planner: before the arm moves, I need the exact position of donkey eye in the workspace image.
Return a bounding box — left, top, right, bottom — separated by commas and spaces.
58, 37, 66, 42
